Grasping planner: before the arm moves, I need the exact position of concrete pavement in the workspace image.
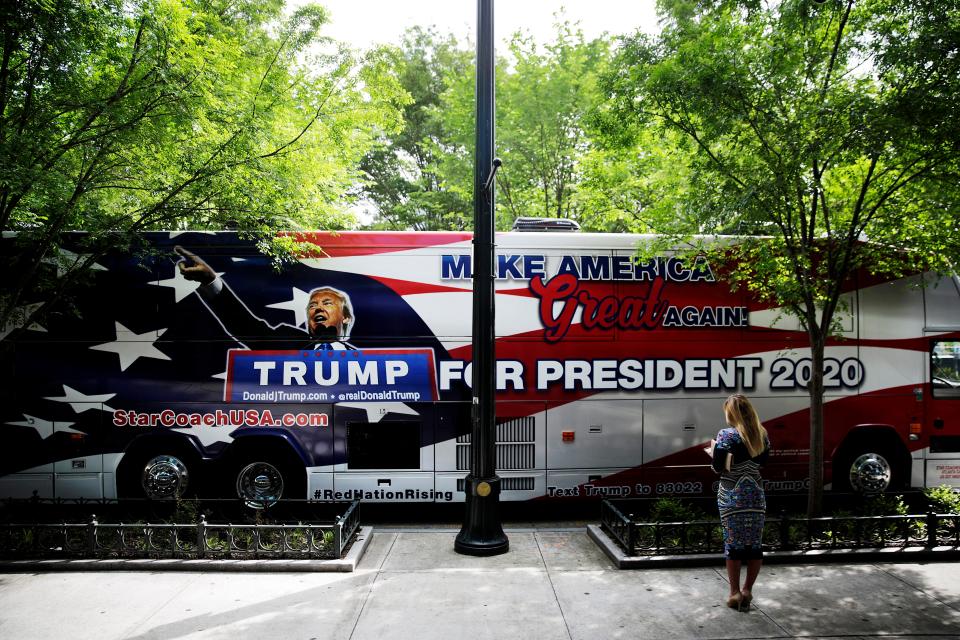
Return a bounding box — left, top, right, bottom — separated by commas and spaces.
2, 528, 960, 639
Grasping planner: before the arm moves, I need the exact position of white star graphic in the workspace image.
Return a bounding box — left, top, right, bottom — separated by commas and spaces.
167, 231, 217, 238
267, 287, 311, 328
0, 302, 47, 341
211, 370, 227, 380
336, 402, 420, 423
5, 414, 81, 439
170, 425, 235, 448
44, 385, 116, 413
89, 322, 172, 371
43, 249, 107, 277
150, 266, 224, 303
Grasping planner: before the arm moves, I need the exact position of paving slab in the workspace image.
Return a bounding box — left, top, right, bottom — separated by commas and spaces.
535, 530, 615, 571
550, 567, 787, 640
0, 572, 198, 640
351, 567, 569, 640
0, 571, 28, 589
379, 531, 545, 572
841, 637, 960, 640
356, 531, 397, 572
752, 563, 960, 637
122, 571, 376, 640
879, 562, 960, 609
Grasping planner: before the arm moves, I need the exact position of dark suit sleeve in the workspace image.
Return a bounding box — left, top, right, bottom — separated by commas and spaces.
198, 280, 306, 350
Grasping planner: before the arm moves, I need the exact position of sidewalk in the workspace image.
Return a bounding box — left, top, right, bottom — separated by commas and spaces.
2, 528, 959, 639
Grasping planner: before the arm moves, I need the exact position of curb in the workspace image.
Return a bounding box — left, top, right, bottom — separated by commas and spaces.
587, 524, 960, 569
0, 526, 372, 573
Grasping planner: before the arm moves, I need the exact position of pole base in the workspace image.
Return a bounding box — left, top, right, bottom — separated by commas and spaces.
454, 476, 509, 556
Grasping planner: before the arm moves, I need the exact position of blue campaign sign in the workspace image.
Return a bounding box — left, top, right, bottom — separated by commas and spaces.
224, 348, 439, 403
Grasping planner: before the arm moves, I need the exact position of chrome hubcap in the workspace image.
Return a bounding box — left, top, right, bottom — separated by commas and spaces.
236, 462, 284, 509
141, 455, 189, 499
848, 453, 891, 494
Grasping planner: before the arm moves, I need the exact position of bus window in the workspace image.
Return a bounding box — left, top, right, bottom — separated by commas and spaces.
347, 421, 421, 469
932, 341, 960, 399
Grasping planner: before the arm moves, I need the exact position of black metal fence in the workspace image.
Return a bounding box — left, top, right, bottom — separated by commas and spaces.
0, 500, 361, 560
601, 499, 960, 556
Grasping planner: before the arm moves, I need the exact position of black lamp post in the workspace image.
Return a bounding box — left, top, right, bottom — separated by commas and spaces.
454, 0, 508, 556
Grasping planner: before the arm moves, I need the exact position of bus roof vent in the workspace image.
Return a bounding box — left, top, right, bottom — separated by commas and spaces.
511, 217, 580, 232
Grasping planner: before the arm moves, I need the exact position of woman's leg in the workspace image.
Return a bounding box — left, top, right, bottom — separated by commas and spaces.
743, 509, 765, 597
726, 559, 742, 595
742, 558, 762, 595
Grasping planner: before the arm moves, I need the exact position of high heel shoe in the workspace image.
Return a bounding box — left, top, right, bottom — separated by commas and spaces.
739, 591, 752, 611
726, 592, 742, 610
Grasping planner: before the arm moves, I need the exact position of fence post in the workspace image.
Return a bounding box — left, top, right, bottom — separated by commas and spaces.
334, 515, 344, 557
87, 514, 98, 555
778, 509, 790, 550
627, 520, 637, 555
926, 512, 938, 548
197, 515, 207, 558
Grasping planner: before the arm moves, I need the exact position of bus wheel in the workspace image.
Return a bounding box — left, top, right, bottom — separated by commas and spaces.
235, 460, 286, 509
835, 448, 901, 494
119, 451, 193, 500
228, 441, 306, 509
847, 452, 893, 493
142, 455, 191, 499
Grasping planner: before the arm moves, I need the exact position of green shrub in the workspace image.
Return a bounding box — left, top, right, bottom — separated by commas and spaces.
170, 498, 199, 524
925, 485, 960, 514
648, 497, 706, 522
815, 508, 857, 543
856, 494, 908, 517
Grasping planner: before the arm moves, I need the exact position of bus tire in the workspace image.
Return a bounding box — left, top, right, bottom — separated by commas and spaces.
832, 445, 905, 494
228, 443, 305, 509
118, 446, 197, 501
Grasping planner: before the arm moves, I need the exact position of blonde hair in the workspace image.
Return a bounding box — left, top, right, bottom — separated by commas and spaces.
723, 394, 768, 458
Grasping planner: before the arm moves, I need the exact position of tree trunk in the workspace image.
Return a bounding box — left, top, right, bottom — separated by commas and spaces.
807, 329, 826, 518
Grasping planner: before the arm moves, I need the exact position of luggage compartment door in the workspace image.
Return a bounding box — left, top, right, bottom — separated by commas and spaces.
332, 402, 439, 502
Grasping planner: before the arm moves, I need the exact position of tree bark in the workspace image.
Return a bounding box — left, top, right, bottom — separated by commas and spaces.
807, 328, 826, 518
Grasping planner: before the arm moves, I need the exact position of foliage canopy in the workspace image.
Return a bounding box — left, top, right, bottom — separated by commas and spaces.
602, 0, 960, 514
0, 0, 406, 335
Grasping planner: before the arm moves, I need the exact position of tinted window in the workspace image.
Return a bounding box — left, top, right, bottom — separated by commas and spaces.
347, 421, 420, 469
932, 341, 960, 399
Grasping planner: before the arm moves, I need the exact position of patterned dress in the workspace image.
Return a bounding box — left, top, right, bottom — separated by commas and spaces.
712, 427, 770, 560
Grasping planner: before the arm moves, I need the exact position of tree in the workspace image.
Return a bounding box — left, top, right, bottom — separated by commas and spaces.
576, 127, 695, 233
0, 0, 405, 339
357, 27, 473, 231
403, 19, 613, 230
602, 0, 960, 515
494, 24, 610, 226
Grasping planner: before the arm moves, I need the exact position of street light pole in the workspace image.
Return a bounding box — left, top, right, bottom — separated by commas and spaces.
454, 0, 508, 556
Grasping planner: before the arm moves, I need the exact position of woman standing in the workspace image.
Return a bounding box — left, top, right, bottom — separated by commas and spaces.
709, 394, 770, 611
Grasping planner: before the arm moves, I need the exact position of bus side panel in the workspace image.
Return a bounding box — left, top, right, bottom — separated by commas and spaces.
924, 274, 960, 488
5, 231, 952, 505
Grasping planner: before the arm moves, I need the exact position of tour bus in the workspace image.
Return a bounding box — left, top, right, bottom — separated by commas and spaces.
1, 230, 958, 507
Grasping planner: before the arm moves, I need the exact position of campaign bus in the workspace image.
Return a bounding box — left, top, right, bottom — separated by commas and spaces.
1, 230, 959, 507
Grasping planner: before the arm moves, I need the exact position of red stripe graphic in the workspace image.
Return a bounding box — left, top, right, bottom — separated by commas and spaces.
288, 231, 473, 258
370, 276, 471, 296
